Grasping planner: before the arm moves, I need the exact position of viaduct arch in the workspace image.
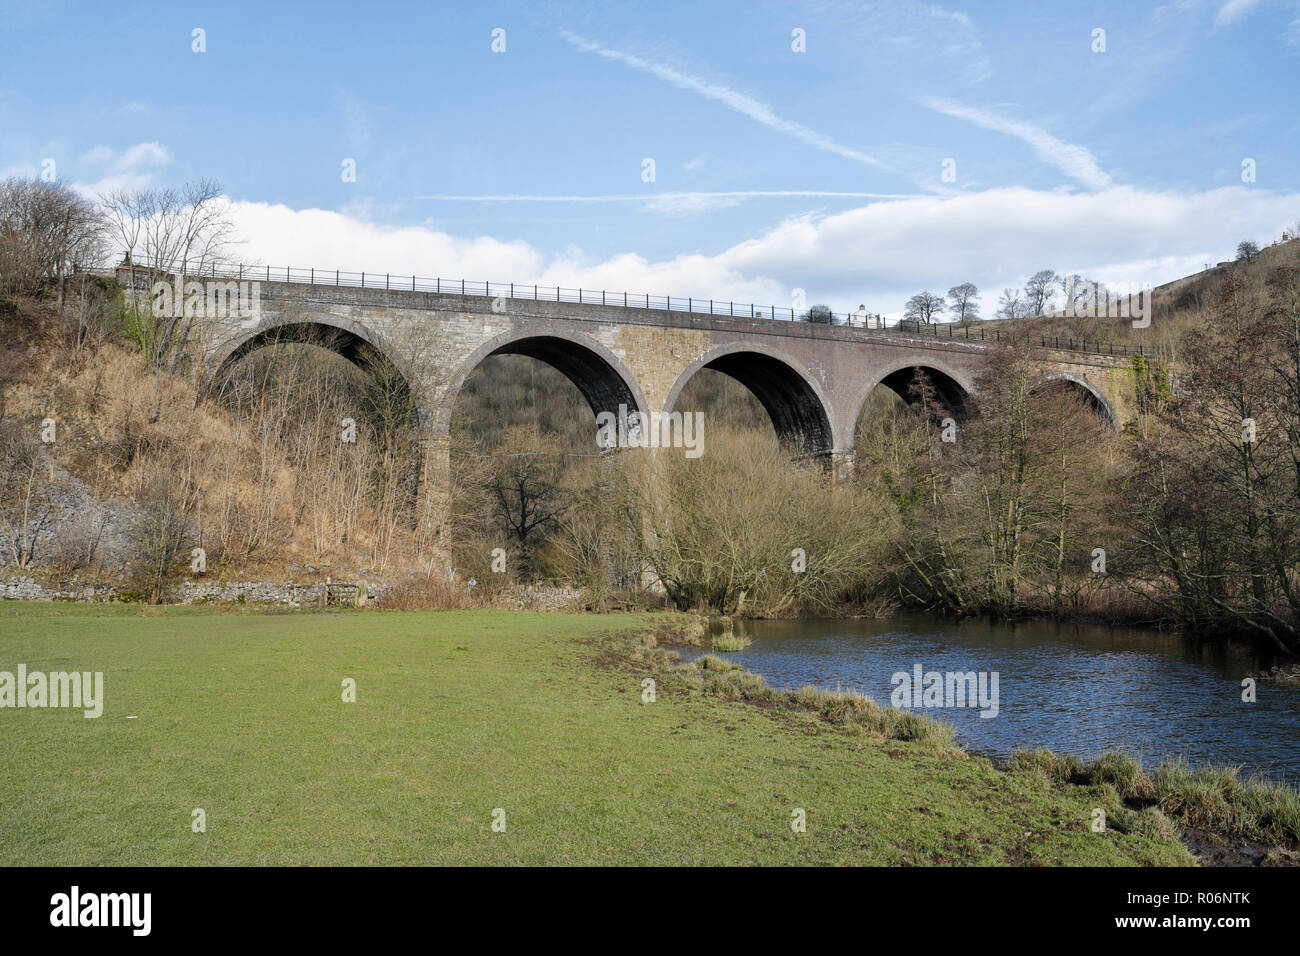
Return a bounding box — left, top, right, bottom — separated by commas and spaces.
124, 266, 1139, 495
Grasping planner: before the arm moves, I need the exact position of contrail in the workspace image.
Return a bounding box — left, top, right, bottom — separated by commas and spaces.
417, 190, 919, 202
560, 30, 890, 172
918, 96, 1112, 190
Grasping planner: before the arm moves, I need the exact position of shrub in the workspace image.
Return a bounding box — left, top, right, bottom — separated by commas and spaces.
383, 574, 480, 610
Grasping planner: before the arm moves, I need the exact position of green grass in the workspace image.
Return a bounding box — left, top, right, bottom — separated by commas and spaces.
0, 603, 1193, 865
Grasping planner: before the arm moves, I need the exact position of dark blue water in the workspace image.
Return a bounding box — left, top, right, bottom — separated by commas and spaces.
699, 615, 1300, 782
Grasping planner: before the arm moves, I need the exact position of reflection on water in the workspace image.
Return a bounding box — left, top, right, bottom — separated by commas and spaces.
697, 615, 1300, 782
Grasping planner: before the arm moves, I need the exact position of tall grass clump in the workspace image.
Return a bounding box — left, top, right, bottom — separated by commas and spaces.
1008, 749, 1086, 786
1085, 751, 1154, 799
711, 632, 752, 652
1155, 761, 1300, 846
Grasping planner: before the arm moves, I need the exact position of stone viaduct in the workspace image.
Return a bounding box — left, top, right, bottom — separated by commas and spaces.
119, 265, 1145, 484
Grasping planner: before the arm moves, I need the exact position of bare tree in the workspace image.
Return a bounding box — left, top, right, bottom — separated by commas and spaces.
904, 290, 946, 324
487, 426, 569, 574
1236, 240, 1260, 263
1055, 274, 1091, 314
1023, 270, 1059, 316
101, 180, 238, 368
801, 303, 835, 324
947, 283, 980, 323
995, 288, 1023, 319
130, 475, 194, 603
0, 178, 108, 315
0, 433, 53, 570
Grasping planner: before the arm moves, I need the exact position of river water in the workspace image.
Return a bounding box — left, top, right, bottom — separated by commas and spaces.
700, 615, 1300, 782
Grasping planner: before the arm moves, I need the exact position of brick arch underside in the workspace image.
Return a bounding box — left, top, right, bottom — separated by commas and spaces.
685, 351, 834, 460
488, 336, 641, 422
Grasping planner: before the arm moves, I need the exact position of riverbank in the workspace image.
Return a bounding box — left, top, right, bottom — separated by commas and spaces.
657, 620, 1300, 865
695, 614, 1300, 785
0, 603, 1213, 865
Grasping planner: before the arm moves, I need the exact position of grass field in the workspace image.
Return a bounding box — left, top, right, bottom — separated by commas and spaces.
0, 604, 1192, 865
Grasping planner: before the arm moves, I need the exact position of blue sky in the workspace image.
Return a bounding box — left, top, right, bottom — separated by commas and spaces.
2, 0, 1298, 318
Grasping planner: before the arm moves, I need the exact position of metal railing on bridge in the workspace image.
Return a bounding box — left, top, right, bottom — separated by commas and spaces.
118, 255, 854, 323
115, 255, 1168, 360
892, 319, 1170, 360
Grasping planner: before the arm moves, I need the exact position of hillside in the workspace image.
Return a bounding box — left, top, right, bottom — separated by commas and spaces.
952, 234, 1300, 353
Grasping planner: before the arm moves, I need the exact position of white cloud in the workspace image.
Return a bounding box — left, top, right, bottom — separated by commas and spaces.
830, 0, 991, 84
1214, 0, 1264, 29
924, 4, 991, 81
115, 142, 171, 171
223, 185, 1300, 321
710, 185, 1294, 310
927, 4, 975, 31
1286, 15, 1300, 47
560, 31, 890, 171
225, 200, 546, 280
72, 141, 174, 195
919, 97, 1112, 190
80, 145, 115, 166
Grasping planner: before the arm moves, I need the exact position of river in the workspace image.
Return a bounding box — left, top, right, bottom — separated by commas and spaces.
700, 615, 1300, 782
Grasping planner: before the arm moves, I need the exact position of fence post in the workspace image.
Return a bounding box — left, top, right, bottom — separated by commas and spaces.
336, 269, 339, 285
311, 267, 314, 284
386, 273, 389, 290
266, 265, 270, 281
